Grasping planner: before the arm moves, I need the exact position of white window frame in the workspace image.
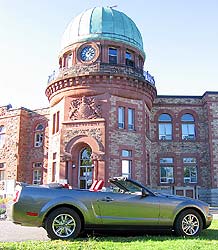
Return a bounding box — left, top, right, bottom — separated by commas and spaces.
0, 126, 6, 148
34, 132, 43, 147
118, 107, 125, 129
33, 169, 42, 185
109, 48, 118, 64
128, 108, 135, 130
158, 114, 172, 141
182, 124, 195, 140
121, 150, 132, 178
0, 162, 6, 181
160, 157, 174, 184
67, 53, 72, 68
181, 114, 196, 140
122, 160, 132, 178
34, 124, 44, 147
183, 158, 197, 183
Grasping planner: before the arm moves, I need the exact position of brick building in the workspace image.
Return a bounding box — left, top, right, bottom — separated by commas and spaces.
0, 7, 218, 205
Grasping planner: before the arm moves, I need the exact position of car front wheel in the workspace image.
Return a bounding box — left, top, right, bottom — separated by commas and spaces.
45, 207, 81, 240
174, 209, 203, 237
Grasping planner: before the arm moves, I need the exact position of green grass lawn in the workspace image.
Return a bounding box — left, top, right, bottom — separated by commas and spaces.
0, 220, 217, 250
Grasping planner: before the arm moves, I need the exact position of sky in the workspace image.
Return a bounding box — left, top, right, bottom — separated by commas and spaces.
0, 0, 217, 109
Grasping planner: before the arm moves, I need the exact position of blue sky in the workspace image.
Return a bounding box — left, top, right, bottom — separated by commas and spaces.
0, 0, 217, 109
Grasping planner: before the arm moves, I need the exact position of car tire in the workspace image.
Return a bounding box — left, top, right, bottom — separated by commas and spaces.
45, 207, 81, 240
174, 209, 203, 237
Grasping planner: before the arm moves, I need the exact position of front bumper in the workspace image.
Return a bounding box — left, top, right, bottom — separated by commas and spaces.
205, 213, 213, 228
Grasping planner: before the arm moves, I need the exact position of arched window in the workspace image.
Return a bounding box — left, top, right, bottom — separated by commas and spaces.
181, 114, 195, 140
34, 124, 44, 147
158, 114, 172, 140
80, 148, 92, 166
0, 126, 6, 148
79, 147, 93, 189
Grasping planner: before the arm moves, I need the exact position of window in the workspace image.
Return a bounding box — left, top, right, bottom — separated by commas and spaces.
183, 158, 197, 183
138, 56, 143, 68
0, 163, 6, 181
118, 107, 125, 129
56, 111, 60, 133
158, 114, 172, 140
33, 170, 42, 185
33, 162, 43, 168
160, 158, 174, 183
118, 106, 136, 130
122, 150, 132, 157
32, 162, 42, 185
52, 153, 57, 182
52, 113, 56, 134
79, 147, 93, 189
121, 150, 132, 178
67, 54, 72, 68
80, 148, 92, 166
125, 51, 134, 67
34, 124, 44, 147
181, 114, 195, 140
52, 111, 60, 134
146, 114, 150, 136
0, 170, 5, 181
0, 126, 6, 148
128, 108, 135, 130
109, 48, 118, 64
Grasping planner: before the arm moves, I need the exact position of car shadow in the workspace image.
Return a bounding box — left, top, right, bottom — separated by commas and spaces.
78, 228, 218, 241
199, 228, 218, 240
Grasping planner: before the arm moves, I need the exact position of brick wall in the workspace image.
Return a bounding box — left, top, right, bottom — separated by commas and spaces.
107, 95, 148, 183
0, 107, 20, 181
0, 106, 49, 184
150, 96, 211, 188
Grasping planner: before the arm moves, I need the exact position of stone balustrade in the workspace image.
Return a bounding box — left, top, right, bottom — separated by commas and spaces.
47, 62, 155, 86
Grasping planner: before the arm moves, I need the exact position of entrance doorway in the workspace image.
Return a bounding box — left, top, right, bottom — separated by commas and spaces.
79, 147, 93, 189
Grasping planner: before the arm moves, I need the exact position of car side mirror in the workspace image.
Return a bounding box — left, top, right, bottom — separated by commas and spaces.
141, 188, 149, 197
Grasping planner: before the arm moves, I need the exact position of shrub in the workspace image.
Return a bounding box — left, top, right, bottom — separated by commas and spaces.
0, 197, 8, 215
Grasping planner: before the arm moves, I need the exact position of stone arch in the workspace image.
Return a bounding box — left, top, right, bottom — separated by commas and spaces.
64, 135, 105, 188
64, 135, 104, 158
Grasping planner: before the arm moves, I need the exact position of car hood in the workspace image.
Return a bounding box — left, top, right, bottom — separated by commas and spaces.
156, 192, 208, 206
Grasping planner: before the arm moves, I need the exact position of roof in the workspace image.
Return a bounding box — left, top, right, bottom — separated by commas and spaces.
61, 6, 144, 54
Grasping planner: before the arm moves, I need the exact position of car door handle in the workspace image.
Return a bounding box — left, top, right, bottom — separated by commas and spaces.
100, 197, 114, 202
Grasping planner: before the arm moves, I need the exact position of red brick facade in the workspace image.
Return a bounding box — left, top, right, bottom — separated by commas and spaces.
1, 7, 218, 205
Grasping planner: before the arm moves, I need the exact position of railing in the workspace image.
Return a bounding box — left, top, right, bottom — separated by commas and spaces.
47, 62, 155, 86
143, 71, 155, 85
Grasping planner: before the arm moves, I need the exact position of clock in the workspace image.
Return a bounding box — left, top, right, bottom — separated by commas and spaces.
80, 46, 96, 62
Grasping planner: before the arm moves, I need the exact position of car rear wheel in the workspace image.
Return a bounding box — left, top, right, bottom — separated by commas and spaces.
45, 207, 81, 240
174, 209, 203, 237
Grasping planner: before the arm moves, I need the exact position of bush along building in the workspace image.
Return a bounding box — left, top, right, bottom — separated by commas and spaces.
0, 7, 218, 205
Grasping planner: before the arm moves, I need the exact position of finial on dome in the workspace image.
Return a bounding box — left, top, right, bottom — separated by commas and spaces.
109, 5, 118, 8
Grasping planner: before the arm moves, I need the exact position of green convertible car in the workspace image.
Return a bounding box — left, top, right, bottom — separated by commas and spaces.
11, 177, 212, 240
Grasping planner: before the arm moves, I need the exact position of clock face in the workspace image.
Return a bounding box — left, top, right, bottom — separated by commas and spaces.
80, 46, 96, 62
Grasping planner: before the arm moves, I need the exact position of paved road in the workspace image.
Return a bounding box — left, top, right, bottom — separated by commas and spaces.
0, 220, 49, 242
